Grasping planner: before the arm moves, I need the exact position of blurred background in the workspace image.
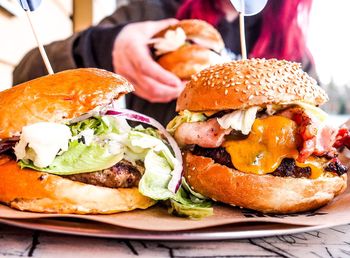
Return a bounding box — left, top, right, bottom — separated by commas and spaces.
0, 0, 349, 113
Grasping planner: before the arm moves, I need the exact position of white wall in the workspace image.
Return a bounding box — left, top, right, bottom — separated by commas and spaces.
0, 0, 117, 91
308, 0, 350, 86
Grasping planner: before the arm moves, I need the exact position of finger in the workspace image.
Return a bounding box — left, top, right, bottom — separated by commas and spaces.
131, 46, 183, 88
116, 61, 180, 102
139, 74, 182, 98
132, 83, 175, 103
136, 75, 182, 103
112, 69, 159, 102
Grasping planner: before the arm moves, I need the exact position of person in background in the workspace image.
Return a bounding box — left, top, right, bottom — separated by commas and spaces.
13, 0, 315, 126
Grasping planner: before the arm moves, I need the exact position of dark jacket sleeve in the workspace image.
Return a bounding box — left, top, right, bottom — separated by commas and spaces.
12, 0, 180, 85
12, 35, 78, 85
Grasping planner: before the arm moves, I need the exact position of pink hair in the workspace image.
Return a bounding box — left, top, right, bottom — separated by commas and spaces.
176, 0, 224, 26
176, 0, 313, 62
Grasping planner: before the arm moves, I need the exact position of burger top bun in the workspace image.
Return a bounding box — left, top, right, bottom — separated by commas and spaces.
176, 58, 328, 112
155, 19, 225, 53
0, 68, 133, 139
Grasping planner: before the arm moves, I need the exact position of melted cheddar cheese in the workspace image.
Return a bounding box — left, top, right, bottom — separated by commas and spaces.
223, 116, 324, 178
295, 158, 326, 179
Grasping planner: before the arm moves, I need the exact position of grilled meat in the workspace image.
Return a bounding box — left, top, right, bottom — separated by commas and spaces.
192, 146, 233, 168
271, 158, 311, 178
65, 159, 144, 188
191, 146, 347, 178
325, 158, 348, 176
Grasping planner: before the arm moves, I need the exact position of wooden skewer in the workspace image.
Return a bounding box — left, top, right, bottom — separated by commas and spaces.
239, 0, 247, 60
25, 10, 54, 74
239, 13, 247, 60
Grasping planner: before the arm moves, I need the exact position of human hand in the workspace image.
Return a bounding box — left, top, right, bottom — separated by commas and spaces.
112, 19, 184, 103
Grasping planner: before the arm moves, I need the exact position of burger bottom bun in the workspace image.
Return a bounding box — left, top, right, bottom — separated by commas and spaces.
0, 159, 155, 214
184, 152, 347, 214
157, 45, 223, 80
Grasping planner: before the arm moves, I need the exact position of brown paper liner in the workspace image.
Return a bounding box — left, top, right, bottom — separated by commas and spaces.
0, 149, 349, 232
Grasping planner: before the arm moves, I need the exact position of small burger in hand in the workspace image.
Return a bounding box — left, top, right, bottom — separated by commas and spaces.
168, 58, 348, 214
149, 19, 229, 80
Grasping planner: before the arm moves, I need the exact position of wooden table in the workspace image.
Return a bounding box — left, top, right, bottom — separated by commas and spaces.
1, 223, 349, 257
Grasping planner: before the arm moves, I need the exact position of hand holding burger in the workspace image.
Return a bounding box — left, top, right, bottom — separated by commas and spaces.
113, 19, 184, 103
150, 19, 229, 80
168, 58, 348, 214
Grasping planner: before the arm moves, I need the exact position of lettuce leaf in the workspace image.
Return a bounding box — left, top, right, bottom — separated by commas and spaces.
19, 140, 124, 175
70, 116, 130, 136
167, 110, 206, 134
169, 189, 213, 219
168, 178, 213, 219
126, 129, 213, 218
217, 106, 259, 135
126, 130, 177, 200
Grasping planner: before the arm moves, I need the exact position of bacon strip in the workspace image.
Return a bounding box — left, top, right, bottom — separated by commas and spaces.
278, 107, 337, 162
334, 127, 350, 149
174, 118, 231, 148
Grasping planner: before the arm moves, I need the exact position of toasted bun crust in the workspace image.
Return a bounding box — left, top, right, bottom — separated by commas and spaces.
0, 68, 133, 139
155, 19, 225, 79
176, 59, 328, 112
158, 45, 223, 80
155, 19, 224, 53
184, 152, 347, 213
0, 158, 155, 214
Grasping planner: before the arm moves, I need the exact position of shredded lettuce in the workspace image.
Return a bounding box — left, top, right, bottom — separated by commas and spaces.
126, 130, 176, 200
167, 110, 206, 134
125, 128, 213, 218
168, 178, 213, 219
17, 116, 212, 218
70, 116, 130, 136
19, 140, 124, 175
217, 106, 259, 135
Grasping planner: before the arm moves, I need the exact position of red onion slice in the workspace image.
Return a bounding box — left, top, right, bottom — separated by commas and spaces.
0, 136, 20, 154
105, 108, 183, 193
68, 110, 100, 124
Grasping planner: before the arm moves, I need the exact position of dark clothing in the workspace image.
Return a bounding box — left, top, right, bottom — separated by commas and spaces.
12, 0, 316, 126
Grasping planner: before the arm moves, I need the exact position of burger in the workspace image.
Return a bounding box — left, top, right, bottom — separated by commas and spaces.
149, 19, 229, 80
0, 68, 211, 217
167, 58, 349, 214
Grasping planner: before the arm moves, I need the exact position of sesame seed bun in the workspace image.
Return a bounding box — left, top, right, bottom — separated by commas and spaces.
184, 152, 347, 213
176, 58, 328, 112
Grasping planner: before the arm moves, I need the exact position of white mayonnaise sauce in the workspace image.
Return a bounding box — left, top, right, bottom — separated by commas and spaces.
14, 122, 72, 168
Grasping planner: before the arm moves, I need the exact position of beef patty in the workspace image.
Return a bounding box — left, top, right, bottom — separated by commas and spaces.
191, 146, 347, 178
65, 159, 144, 188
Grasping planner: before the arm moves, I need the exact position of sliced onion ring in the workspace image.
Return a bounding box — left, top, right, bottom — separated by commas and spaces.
105, 109, 183, 193
68, 110, 100, 124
